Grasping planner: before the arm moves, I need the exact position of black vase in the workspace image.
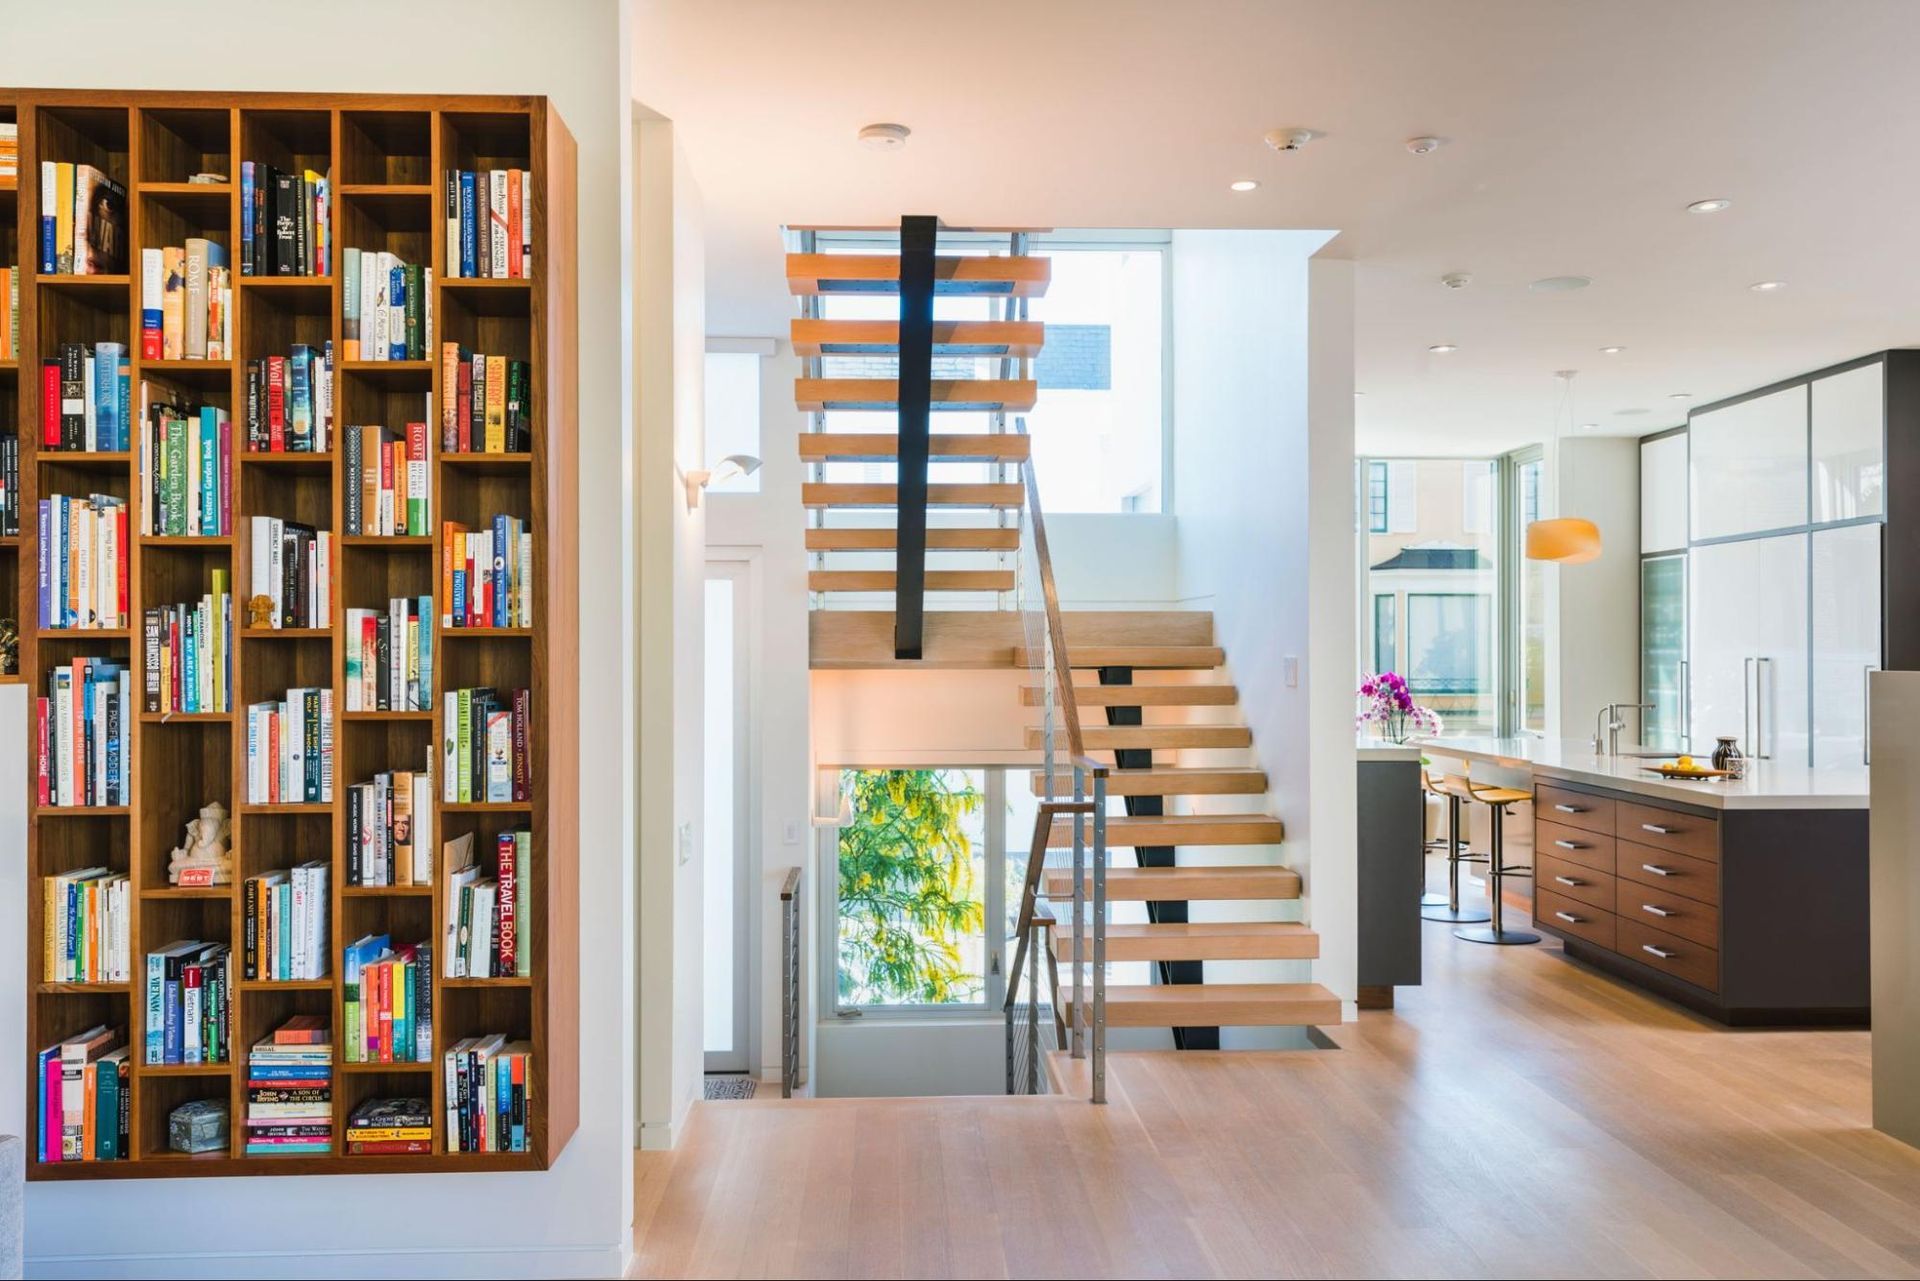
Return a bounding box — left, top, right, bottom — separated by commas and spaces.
1711, 735, 1745, 778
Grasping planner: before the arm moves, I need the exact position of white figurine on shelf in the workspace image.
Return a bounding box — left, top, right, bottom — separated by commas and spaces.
168, 802, 234, 887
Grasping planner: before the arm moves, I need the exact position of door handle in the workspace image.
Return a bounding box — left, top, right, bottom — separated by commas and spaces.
1743, 656, 1755, 757
1756, 656, 1773, 759
1554, 911, 1583, 924
1553, 803, 1586, 814
1866, 664, 1877, 766
1641, 944, 1677, 960
1554, 839, 1584, 850
1640, 823, 1674, 836
1641, 863, 1676, 877
1679, 658, 1691, 751
1641, 904, 1673, 918
1553, 875, 1584, 887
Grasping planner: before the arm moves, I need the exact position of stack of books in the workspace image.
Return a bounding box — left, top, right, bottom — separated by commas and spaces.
445, 168, 532, 279
344, 423, 430, 535
37, 161, 128, 275
140, 241, 231, 361
248, 516, 333, 629
243, 345, 333, 453
0, 267, 18, 362
343, 935, 432, 1063
444, 1036, 532, 1152
245, 1017, 332, 1156
345, 1096, 431, 1156
0, 122, 16, 179
239, 163, 329, 277
441, 516, 532, 628
344, 597, 433, 712
139, 395, 232, 536
38, 494, 129, 630
442, 686, 531, 804
42, 868, 131, 983
37, 1026, 129, 1163
242, 862, 331, 981
34, 657, 131, 807
440, 344, 531, 453
143, 941, 232, 1065
1, 432, 19, 537
342, 247, 431, 361
244, 687, 335, 804
41, 341, 130, 451
346, 763, 434, 886
143, 569, 233, 715
442, 831, 531, 979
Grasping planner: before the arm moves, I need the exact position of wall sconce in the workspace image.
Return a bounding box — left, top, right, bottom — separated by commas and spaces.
1525, 517, 1602, 564
683, 453, 762, 509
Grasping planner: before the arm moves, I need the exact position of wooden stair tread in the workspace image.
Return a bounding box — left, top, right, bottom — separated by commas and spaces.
1021, 684, 1236, 707
1030, 767, 1268, 797
806, 527, 1022, 551
1054, 983, 1341, 1028
786, 253, 1050, 298
804, 483, 1024, 509
1041, 865, 1302, 901
798, 433, 1032, 463
1014, 646, 1226, 669
1046, 813, 1283, 847
795, 378, 1038, 413
810, 570, 1014, 592
791, 318, 1044, 357
1027, 725, 1252, 750
1045, 921, 1319, 963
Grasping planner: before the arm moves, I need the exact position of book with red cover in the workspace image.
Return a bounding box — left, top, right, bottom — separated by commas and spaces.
274, 1014, 329, 1045
266, 356, 287, 451
496, 832, 517, 975
41, 359, 59, 447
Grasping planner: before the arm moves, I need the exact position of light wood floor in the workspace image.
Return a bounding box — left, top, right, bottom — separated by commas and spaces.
632, 894, 1920, 1279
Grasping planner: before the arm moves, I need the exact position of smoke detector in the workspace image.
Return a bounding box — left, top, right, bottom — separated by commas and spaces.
1406, 136, 1447, 155
857, 122, 911, 151
1440, 272, 1472, 290
1264, 127, 1322, 153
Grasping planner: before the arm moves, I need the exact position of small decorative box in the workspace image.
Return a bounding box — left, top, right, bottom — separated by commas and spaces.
169, 1099, 230, 1154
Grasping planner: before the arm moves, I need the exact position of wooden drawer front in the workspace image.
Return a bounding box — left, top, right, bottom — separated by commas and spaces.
1617, 916, 1719, 992
1614, 879, 1721, 949
1535, 819, 1614, 874
1536, 784, 1614, 836
1618, 800, 1719, 863
1616, 839, 1720, 907
1536, 852, 1614, 910
1536, 886, 1616, 950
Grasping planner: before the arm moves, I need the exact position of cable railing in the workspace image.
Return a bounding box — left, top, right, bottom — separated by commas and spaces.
779, 865, 803, 1099
1005, 425, 1110, 1104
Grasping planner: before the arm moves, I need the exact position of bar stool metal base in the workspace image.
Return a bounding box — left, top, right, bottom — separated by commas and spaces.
1453, 924, 1541, 946
1420, 890, 1451, 908
1424, 903, 1492, 923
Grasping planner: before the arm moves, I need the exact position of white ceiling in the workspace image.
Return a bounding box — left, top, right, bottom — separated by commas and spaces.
633, 0, 1920, 455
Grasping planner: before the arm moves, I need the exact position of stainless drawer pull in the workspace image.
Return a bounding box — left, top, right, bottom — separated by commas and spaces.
1554, 911, 1583, 924
1641, 944, 1677, 960
1553, 875, 1584, 887
1641, 904, 1673, 917
1641, 823, 1675, 835
1554, 839, 1585, 850
1641, 863, 1676, 877
1554, 803, 1587, 814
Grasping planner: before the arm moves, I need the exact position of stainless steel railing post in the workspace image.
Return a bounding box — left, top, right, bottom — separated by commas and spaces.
1091, 770, 1108, 1105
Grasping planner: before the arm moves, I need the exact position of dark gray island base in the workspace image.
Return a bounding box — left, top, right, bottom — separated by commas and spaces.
1531, 778, 1869, 1026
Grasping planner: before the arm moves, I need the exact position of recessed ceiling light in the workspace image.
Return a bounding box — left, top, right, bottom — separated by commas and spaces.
1599, 345, 1626, 355
1687, 198, 1733, 214
1428, 343, 1458, 354
1750, 279, 1787, 292
1406, 136, 1446, 155
1615, 407, 1651, 416
1440, 272, 1472, 290
1265, 127, 1321, 152
1579, 423, 1598, 431
1668, 392, 1691, 400
857, 122, 911, 150
1229, 179, 1259, 193
1353, 391, 1365, 397
1531, 275, 1592, 293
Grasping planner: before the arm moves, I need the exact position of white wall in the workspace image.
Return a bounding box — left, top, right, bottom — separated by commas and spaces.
812, 1018, 1004, 1098
633, 115, 707, 1150
1168, 232, 1356, 1020
0, 2, 634, 1275
1547, 435, 1642, 740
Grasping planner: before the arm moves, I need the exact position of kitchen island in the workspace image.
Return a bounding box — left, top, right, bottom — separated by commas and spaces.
1417, 736, 1868, 1025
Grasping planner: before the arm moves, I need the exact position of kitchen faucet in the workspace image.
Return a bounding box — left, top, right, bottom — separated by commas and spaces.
1593, 702, 1654, 756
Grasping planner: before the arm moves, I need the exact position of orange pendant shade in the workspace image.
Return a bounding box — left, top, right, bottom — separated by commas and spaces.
1525, 517, 1602, 564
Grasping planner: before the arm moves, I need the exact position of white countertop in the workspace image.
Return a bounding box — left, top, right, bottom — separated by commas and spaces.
1413, 736, 1869, 810
1357, 733, 1423, 762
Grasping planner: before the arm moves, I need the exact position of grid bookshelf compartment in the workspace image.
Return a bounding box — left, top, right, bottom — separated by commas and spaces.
339, 111, 432, 188
138, 108, 234, 187
136, 721, 233, 889
38, 106, 131, 190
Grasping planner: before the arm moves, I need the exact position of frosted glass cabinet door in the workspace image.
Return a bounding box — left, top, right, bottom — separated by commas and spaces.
1641, 555, 1686, 752
1689, 385, 1809, 541
1640, 433, 1688, 554
1748, 532, 1810, 764
1689, 533, 1809, 761
1811, 362, 1885, 522
1811, 523, 1882, 768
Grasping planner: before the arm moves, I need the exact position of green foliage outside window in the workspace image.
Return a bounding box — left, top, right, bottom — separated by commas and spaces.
837, 770, 985, 1005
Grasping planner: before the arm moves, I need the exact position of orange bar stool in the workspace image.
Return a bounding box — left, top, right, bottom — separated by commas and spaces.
1437, 773, 1539, 946
1420, 769, 1489, 924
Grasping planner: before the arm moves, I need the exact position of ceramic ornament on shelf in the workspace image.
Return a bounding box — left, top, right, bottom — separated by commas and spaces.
168, 801, 234, 886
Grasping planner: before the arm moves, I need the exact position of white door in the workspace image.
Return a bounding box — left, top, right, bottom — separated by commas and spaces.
1689, 533, 1809, 761
703, 562, 754, 1073
1689, 385, 1809, 541
1748, 533, 1810, 764
1811, 523, 1882, 768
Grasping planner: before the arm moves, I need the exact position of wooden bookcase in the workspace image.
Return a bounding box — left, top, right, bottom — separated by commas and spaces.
4, 89, 579, 1179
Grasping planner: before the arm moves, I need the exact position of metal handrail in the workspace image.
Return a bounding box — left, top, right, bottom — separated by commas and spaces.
779, 866, 803, 1098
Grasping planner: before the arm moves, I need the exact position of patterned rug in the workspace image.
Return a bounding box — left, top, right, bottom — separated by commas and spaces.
704, 1076, 758, 1100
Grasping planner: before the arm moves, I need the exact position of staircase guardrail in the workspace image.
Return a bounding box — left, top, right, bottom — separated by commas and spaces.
780, 865, 803, 1098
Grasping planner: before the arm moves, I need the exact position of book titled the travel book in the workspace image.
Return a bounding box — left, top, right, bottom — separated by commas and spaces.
441, 829, 533, 980
37, 1027, 129, 1163
246, 1016, 332, 1156
345, 1096, 432, 1155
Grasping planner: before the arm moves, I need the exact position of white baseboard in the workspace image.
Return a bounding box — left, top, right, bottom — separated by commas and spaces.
637, 1118, 677, 1150
28, 1242, 631, 1279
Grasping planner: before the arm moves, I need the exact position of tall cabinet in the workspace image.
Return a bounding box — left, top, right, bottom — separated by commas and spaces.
1664, 354, 1893, 768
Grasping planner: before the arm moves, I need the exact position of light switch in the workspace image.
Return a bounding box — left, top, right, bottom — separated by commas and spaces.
783, 820, 802, 846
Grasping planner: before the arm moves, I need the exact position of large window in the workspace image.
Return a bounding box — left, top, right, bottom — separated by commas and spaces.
1516, 452, 1547, 733
1407, 594, 1492, 696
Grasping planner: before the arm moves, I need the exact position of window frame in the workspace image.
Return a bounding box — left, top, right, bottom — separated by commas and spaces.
1372, 592, 1397, 673
1367, 460, 1390, 533
1404, 590, 1494, 698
